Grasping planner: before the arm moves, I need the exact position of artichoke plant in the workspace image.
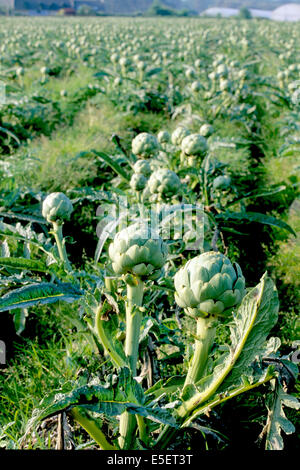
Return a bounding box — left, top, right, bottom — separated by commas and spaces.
174, 251, 245, 387
108, 222, 168, 279
108, 223, 168, 449
174, 251, 245, 319
148, 168, 181, 200
42, 192, 73, 271
181, 133, 208, 166
131, 132, 159, 158
181, 133, 208, 158
42, 192, 73, 224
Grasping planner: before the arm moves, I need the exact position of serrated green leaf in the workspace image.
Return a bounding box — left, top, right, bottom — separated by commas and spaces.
217, 211, 296, 236
0, 257, 50, 273
0, 282, 82, 312
26, 368, 178, 434
265, 382, 300, 450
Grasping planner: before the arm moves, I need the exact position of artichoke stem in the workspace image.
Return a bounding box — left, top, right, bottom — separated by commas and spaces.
52, 222, 71, 272
119, 278, 144, 450
124, 280, 144, 374
184, 317, 216, 387
70, 407, 116, 450
104, 277, 115, 295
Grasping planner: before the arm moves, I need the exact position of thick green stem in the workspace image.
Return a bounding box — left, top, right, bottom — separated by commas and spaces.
155, 316, 215, 449
104, 277, 115, 295
124, 280, 144, 374
184, 317, 216, 387
119, 278, 144, 450
95, 307, 127, 369
51, 222, 71, 272
70, 407, 116, 450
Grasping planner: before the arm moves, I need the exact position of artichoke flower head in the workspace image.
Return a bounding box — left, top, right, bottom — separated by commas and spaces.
132, 132, 159, 158
174, 251, 245, 319
148, 168, 181, 199
109, 223, 168, 280
42, 192, 73, 224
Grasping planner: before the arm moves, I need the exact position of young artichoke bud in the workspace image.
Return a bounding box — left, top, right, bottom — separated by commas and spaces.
199, 123, 214, 138
174, 251, 245, 318
42, 192, 73, 224
108, 223, 168, 279
181, 134, 208, 164
213, 175, 232, 191
130, 173, 147, 192
157, 130, 170, 144
171, 126, 191, 146
131, 133, 159, 158
148, 168, 181, 199
133, 159, 151, 177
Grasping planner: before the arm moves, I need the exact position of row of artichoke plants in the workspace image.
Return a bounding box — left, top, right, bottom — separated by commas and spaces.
0, 127, 298, 450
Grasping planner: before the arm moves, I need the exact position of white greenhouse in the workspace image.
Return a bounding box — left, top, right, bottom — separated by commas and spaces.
271, 3, 300, 21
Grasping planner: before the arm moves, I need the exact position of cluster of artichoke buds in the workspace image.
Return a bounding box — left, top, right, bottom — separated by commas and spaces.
129, 159, 151, 192
108, 222, 168, 280
174, 251, 245, 319
148, 168, 181, 201
42, 192, 73, 224
131, 132, 159, 159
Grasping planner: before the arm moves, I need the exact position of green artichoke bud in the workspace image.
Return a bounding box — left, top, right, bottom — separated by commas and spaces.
171, 126, 191, 146
42, 192, 73, 224
181, 133, 208, 157
130, 173, 147, 192
174, 251, 245, 318
148, 168, 181, 199
213, 175, 231, 191
157, 130, 170, 144
132, 133, 159, 158
108, 223, 168, 279
133, 159, 151, 177
199, 124, 214, 138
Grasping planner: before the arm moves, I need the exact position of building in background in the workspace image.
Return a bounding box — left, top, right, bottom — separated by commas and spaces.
201, 6, 272, 17
271, 3, 300, 20
0, 0, 15, 8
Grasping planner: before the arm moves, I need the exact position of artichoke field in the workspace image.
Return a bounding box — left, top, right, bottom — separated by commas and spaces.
0, 15, 299, 453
